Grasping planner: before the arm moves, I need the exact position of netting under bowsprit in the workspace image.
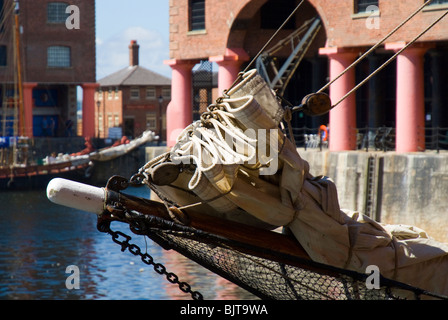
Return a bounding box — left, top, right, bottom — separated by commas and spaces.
120, 213, 447, 301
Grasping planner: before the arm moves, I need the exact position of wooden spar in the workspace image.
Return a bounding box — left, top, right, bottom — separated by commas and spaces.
105, 188, 340, 276
47, 177, 338, 276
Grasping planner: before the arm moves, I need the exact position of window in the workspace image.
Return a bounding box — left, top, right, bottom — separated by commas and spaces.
162, 87, 171, 99
146, 87, 156, 99
47, 46, 71, 67
355, 0, 379, 13
47, 2, 69, 23
98, 113, 103, 134
108, 114, 113, 128
428, 0, 448, 5
130, 87, 140, 99
0, 45, 6, 66
189, 0, 205, 31
146, 112, 157, 130
0, 0, 5, 33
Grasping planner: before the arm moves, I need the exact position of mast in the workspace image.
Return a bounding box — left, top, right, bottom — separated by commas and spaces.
13, 0, 24, 137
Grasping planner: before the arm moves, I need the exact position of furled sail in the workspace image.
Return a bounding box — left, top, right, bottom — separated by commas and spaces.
144, 69, 448, 299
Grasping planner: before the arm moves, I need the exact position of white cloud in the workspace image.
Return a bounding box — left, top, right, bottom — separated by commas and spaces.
96, 26, 171, 80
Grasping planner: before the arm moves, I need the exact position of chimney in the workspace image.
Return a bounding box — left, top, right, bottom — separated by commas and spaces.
129, 40, 139, 66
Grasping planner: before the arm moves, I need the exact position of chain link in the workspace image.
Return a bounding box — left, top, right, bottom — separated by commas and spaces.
107, 228, 203, 300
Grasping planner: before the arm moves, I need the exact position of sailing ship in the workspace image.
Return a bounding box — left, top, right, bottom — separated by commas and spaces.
47, 68, 448, 300
47, 1, 448, 300
0, 2, 157, 189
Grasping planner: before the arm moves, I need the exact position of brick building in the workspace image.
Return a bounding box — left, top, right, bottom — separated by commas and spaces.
0, 0, 96, 138
165, 0, 448, 152
96, 40, 171, 141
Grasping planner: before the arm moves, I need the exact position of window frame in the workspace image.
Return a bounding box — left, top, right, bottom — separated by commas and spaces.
130, 87, 140, 100
189, 0, 206, 31
428, 0, 448, 5
161, 87, 171, 100
47, 2, 70, 24
146, 112, 157, 130
146, 87, 156, 100
354, 0, 379, 14
47, 46, 71, 68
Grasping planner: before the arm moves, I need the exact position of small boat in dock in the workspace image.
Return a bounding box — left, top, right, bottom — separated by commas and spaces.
1, 130, 156, 189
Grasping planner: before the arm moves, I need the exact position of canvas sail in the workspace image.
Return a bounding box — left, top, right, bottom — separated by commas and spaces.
144, 69, 448, 298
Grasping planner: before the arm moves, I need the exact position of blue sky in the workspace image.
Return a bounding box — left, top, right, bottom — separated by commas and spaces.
95, 0, 171, 80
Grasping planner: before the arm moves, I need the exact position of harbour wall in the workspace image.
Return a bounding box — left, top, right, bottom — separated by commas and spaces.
299, 149, 448, 244
144, 146, 448, 244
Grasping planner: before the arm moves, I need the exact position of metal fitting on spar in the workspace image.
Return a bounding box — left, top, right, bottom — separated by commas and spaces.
46, 178, 106, 215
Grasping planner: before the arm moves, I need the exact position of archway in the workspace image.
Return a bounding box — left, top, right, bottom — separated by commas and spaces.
226, 0, 329, 132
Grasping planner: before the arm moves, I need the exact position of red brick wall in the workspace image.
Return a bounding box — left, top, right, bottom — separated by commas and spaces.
19, 0, 96, 83
169, 0, 448, 60
98, 86, 169, 140
311, 0, 448, 48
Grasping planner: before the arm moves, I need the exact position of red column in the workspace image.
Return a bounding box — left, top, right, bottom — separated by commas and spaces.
319, 47, 358, 151
164, 59, 198, 147
210, 48, 249, 95
81, 83, 99, 138
385, 42, 430, 153
23, 82, 37, 137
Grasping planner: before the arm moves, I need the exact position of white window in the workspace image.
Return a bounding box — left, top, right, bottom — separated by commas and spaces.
47, 46, 71, 67
108, 114, 113, 128
162, 87, 171, 99
146, 112, 157, 130
146, 87, 156, 100
98, 113, 103, 133
130, 87, 140, 99
47, 2, 69, 23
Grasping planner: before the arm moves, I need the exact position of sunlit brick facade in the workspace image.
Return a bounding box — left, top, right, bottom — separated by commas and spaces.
166, 0, 448, 152
0, 0, 96, 138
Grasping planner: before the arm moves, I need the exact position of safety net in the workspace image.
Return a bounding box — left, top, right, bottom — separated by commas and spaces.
97, 209, 448, 301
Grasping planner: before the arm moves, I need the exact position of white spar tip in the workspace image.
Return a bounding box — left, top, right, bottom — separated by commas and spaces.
46, 178, 106, 214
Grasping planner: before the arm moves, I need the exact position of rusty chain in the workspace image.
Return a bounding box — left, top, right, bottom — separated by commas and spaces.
98, 174, 203, 300
105, 226, 203, 300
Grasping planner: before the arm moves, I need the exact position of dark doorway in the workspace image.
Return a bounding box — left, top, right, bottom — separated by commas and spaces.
124, 118, 135, 138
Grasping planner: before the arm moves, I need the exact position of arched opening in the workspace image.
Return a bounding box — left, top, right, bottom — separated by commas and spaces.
227, 0, 329, 133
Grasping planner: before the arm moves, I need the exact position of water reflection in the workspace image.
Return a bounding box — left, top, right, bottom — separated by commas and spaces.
0, 187, 257, 300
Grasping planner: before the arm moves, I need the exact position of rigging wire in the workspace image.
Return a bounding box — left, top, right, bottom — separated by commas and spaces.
225, 0, 306, 94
